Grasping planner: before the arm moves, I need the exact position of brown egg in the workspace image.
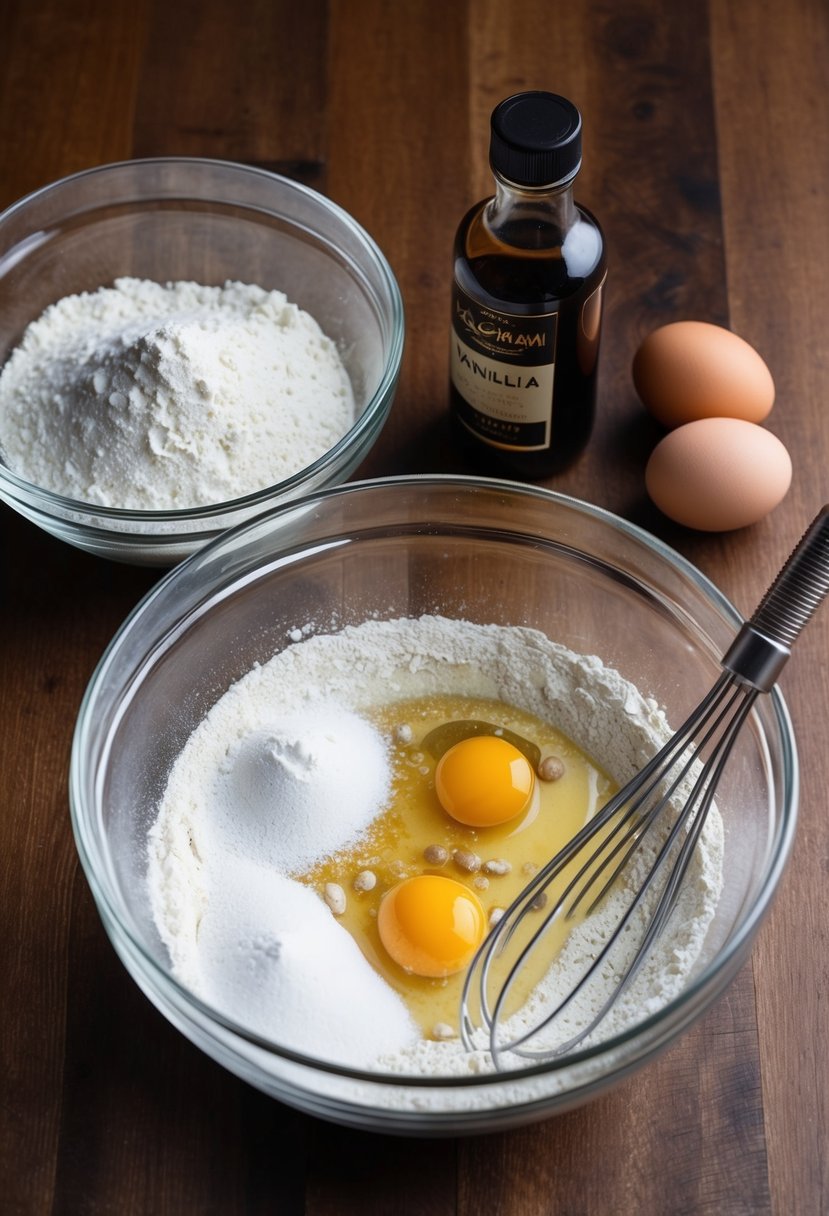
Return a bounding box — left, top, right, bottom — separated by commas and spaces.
645, 418, 792, 531
633, 321, 775, 428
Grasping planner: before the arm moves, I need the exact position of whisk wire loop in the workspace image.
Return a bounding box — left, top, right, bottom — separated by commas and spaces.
463, 674, 734, 1048
573, 675, 745, 920
477, 674, 759, 1063
460, 506, 829, 1069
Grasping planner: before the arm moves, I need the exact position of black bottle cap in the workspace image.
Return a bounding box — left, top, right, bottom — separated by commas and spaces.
490, 91, 582, 187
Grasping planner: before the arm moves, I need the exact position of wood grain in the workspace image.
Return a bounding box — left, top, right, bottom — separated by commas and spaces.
711, 3, 829, 1213
132, 0, 328, 186
327, 0, 473, 477
0, 0, 151, 207
0, 0, 827, 1212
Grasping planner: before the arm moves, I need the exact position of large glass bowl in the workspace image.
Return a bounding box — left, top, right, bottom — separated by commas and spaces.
69, 477, 797, 1134
0, 159, 403, 565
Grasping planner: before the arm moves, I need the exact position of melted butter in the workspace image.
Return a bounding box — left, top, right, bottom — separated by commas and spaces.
300, 694, 617, 1040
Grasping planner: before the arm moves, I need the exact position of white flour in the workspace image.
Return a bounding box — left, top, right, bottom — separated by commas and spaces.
0, 277, 354, 509
148, 616, 724, 1077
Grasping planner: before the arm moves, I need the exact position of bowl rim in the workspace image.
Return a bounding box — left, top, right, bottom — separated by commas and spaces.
69, 475, 800, 1089
0, 156, 404, 521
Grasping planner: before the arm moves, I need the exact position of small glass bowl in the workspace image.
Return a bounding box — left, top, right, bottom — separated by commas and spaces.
70, 477, 798, 1134
0, 159, 403, 565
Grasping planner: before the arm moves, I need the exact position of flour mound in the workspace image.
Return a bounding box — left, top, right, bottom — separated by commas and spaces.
0, 277, 354, 509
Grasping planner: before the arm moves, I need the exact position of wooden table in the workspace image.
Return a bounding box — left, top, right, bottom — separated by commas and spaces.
2, 2, 827, 1212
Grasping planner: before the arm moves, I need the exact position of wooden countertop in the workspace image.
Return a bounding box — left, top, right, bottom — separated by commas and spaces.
1, 1, 827, 1212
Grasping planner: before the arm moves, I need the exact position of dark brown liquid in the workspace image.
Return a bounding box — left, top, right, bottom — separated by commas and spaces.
451, 200, 606, 478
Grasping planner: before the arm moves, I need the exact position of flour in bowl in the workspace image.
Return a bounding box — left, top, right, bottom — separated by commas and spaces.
147, 616, 724, 1075
0, 277, 354, 509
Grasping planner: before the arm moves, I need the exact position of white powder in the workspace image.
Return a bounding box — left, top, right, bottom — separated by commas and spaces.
194, 859, 418, 1066
150, 699, 417, 1070
0, 277, 354, 509
148, 615, 724, 1078
212, 707, 391, 874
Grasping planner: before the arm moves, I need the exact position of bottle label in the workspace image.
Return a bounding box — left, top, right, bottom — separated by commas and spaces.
450, 281, 557, 451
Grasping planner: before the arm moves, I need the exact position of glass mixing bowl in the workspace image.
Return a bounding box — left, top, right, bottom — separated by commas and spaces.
70, 477, 797, 1134
0, 159, 403, 565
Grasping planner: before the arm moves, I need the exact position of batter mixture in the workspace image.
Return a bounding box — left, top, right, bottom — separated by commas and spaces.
147, 616, 724, 1075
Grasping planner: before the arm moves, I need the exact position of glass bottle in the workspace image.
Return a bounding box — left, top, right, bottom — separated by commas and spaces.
450, 91, 606, 478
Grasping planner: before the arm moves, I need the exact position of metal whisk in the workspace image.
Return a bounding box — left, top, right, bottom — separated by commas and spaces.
460, 506, 829, 1068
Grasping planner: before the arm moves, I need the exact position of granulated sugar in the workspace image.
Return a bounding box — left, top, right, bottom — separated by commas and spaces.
147, 616, 724, 1080
194, 859, 419, 1066
0, 278, 354, 509
149, 701, 417, 1069
212, 706, 391, 874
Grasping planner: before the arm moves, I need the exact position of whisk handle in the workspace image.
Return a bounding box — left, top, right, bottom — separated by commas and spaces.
722, 506, 829, 691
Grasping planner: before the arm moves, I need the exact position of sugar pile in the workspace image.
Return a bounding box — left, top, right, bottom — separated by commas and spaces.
147, 703, 417, 1069
212, 707, 391, 873
193, 860, 417, 1064
148, 616, 724, 1077
0, 277, 354, 509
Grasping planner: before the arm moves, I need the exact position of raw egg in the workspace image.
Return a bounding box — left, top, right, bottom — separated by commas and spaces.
633, 320, 775, 428
645, 417, 792, 531
377, 875, 486, 978
435, 734, 536, 826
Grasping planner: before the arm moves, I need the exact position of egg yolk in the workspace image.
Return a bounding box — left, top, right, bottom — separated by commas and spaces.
435, 734, 535, 827
377, 875, 486, 978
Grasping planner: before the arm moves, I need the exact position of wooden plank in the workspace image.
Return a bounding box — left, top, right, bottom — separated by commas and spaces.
0, 0, 150, 208
131, 0, 328, 187
325, 0, 473, 479
0, 512, 158, 1213
711, 1, 829, 1212
440, 3, 771, 1212
0, 9, 148, 1203
541, 0, 731, 527
304, 8, 468, 1214
458, 983, 770, 1216
0, 2, 327, 1213
306, 1125, 456, 1216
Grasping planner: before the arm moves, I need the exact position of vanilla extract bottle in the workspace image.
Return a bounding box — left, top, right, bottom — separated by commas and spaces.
450, 91, 606, 477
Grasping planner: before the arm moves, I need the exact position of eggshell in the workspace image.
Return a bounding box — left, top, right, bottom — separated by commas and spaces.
633, 321, 775, 428
645, 417, 792, 531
